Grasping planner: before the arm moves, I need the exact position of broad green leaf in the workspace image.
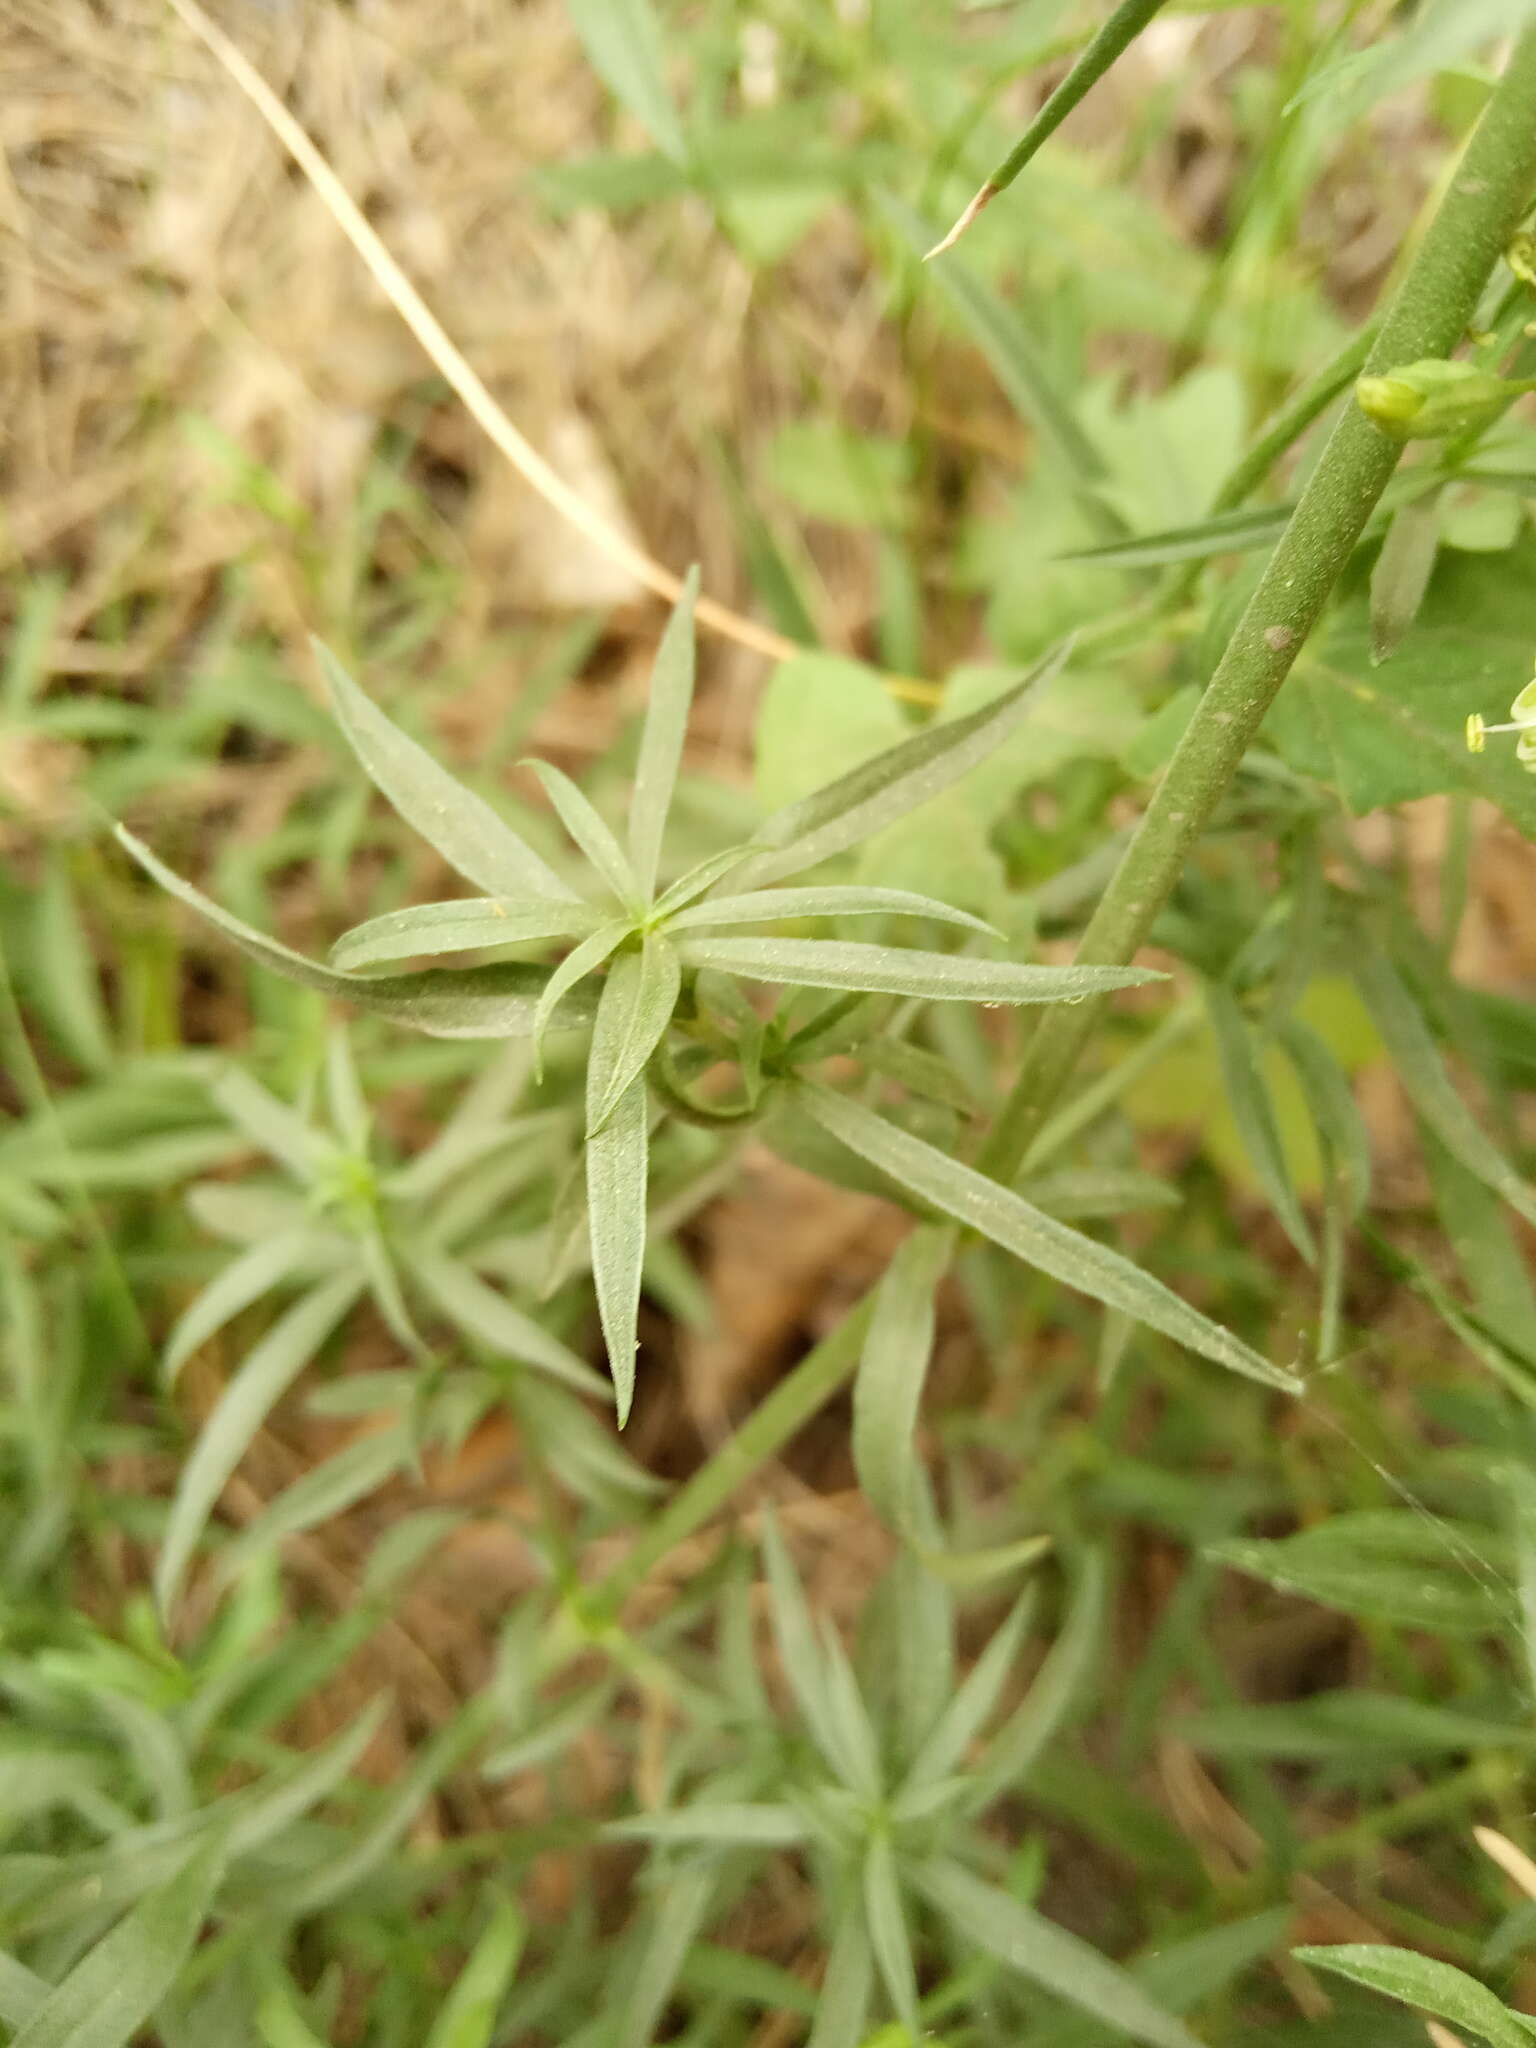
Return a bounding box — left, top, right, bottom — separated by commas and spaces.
1355, 950, 1536, 1231
585, 1057, 648, 1425
164, 1229, 343, 1384
969, 1553, 1105, 1804
680, 936, 1158, 1005
531, 919, 631, 1071
12, 1837, 222, 2048
668, 885, 998, 938
616, 1867, 715, 2048
315, 644, 575, 901
1210, 1510, 1511, 1633
117, 829, 596, 1039
1264, 538, 1536, 834
156, 1272, 365, 1615
215, 1425, 411, 1580
604, 1804, 807, 1846
1206, 988, 1316, 1263
803, 1086, 1298, 1392
733, 642, 1071, 889
852, 1225, 951, 1542
330, 898, 602, 970
587, 939, 680, 1134
568, 0, 687, 164
753, 653, 904, 817
806, 1911, 872, 2048
863, 1835, 920, 2042
522, 761, 640, 907
1293, 1945, 1536, 2048
628, 567, 699, 897
1370, 491, 1441, 664
915, 1858, 1202, 2048
407, 1249, 608, 1394
769, 421, 913, 529
903, 1594, 1032, 1794
424, 1895, 526, 2048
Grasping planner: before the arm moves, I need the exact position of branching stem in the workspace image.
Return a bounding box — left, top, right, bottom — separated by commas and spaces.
983, 25, 1536, 1183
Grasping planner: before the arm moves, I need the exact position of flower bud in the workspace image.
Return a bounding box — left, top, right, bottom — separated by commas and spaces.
1356, 357, 1534, 440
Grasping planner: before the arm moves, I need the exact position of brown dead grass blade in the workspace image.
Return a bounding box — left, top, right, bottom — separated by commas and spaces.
161, 0, 798, 667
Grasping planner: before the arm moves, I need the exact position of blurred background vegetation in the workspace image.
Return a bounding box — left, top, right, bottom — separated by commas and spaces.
4, 1, 1536, 2043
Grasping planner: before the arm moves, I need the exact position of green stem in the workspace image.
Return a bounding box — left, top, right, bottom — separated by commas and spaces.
1186, 325, 1377, 549
983, 24, 1536, 1183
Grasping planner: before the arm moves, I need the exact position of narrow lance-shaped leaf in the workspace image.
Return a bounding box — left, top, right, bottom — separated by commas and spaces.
163, 1229, 345, 1385
587, 939, 681, 1135
852, 1225, 952, 1544
568, 0, 687, 164
760, 1513, 860, 1786
324, 1027, 370, 1153
406, 1247, 609, 1396
884, 200, 1107, 494
12, 1837, 223, 2048
423, 1895, 527, 2048
0, 1955, 48, 2033
1281, 1017, 1372, 1217
628, 566, 699, 898
530, 919, 630, 1073
117, 828, 595, 1041
1292, 1945, 1536, 2048
915, 1858, 1203, 2048
604, 1804, 808, 1847
331, 898, 603, 971
585, 1028, 649, 1426
1206, 987, 1316, 1264
680, 935, 1159, 1006
668, 884, 999, 937
863, 1835, 921, 2043
156, 1272, 365, 1617
901, 1593, 1033, 1797
802, 1085, 1299, 1392
968, 1552, 1106, 1806
616, 1867, 715, 2048
922, 0, 1175, 258
1370, 490, 1441, 664
806, 1911, 872, 2048
522, 760, 641, 907
211, 1067, 328, 1181
1355, 949, 1536, 1231
215, 1426, 412, 1582
728, 641, 1071, 890
315, 643, 575, 901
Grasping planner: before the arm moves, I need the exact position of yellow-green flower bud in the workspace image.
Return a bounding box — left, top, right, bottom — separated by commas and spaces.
1356, 357, 1536, 440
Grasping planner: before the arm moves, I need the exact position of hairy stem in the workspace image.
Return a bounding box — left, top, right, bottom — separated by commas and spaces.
983, 24, 1536, 1183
